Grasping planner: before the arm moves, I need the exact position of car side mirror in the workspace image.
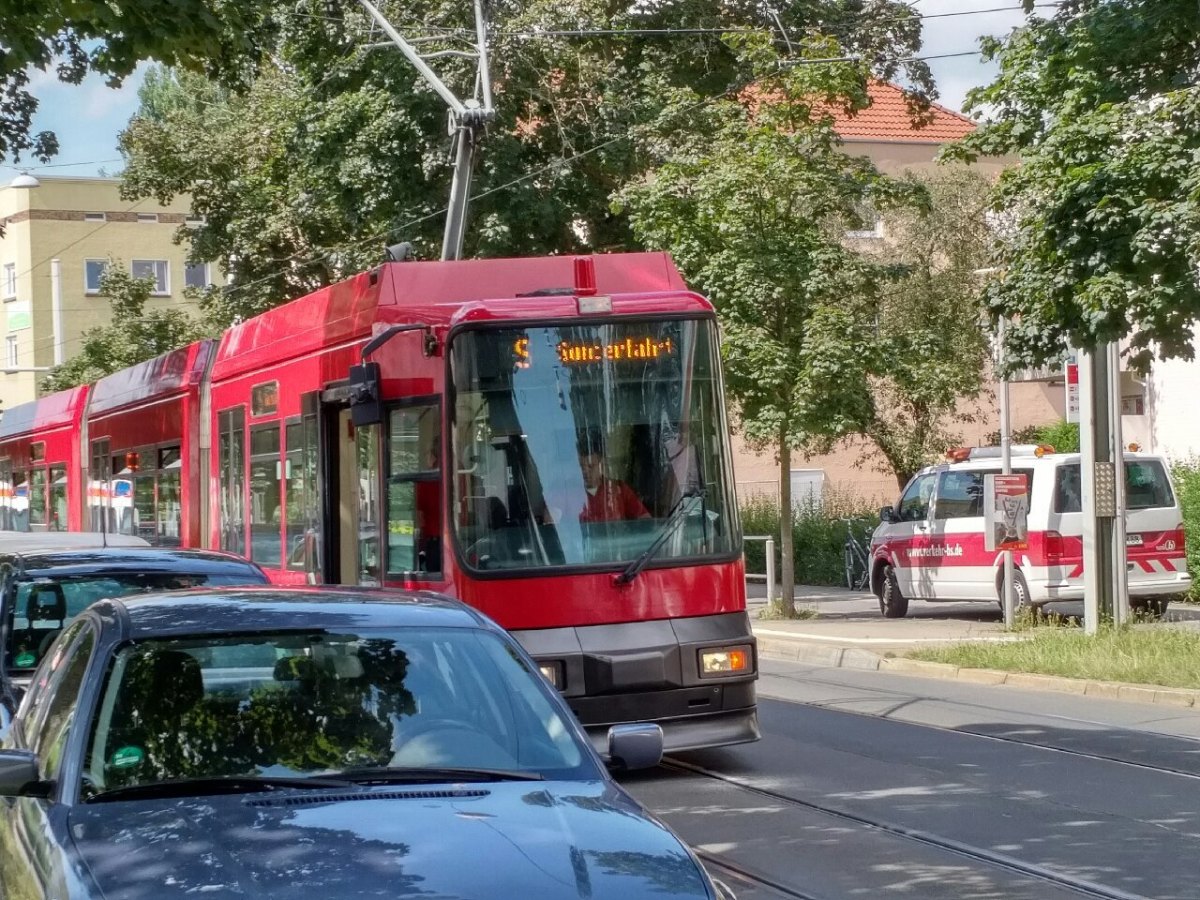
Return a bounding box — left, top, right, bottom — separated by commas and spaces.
879, 506, 896, 523
0, 749, 39, 797
606, 723, 663, 771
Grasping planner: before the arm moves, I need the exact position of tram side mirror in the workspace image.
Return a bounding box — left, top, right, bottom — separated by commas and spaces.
879, 506, 896, 523
349, 362, 384, 427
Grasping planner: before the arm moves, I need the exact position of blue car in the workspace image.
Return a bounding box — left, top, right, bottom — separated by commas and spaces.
0, 588, 733, 899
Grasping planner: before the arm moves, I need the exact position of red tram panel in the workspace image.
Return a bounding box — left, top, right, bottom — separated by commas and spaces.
0, 385, 88, 532
1, 253, 759, 752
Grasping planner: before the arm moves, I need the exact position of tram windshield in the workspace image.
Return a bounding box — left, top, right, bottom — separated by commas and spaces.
449, 318, 738, 574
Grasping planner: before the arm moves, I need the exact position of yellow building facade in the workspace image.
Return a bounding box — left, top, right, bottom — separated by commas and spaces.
0, 175, 218, 410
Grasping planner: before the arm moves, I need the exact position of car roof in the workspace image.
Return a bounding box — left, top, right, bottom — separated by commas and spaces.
99, 587, 490, 639
5, 547, 267, 579
0, 532, 150, 553
922, 451, 1166, 474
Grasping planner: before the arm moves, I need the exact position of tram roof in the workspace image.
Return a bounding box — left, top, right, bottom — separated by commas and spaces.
211, 252, 703, 381
0, 384, 89, 441
89, 340, 214, 417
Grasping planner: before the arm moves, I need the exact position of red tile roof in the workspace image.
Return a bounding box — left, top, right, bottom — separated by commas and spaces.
828, 81, 977, 143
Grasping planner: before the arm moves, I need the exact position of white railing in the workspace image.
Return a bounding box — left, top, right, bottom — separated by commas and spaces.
743, 534, 776, 604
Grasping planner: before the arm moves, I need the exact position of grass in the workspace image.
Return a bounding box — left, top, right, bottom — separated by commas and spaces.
756, 604, 819, 621
910, 625, 1200, 690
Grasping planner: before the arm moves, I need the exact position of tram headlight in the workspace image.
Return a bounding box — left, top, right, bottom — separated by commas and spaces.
537, 660, 564, 690
699, 645, 752, 676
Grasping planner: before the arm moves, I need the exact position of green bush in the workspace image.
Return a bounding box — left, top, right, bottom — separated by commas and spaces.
1172, 459, 1200, 601
741, 486, 882, 588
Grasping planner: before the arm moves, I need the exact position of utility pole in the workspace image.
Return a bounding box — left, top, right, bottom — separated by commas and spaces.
1079, 342, 1127, 634
358, 0, 495, 260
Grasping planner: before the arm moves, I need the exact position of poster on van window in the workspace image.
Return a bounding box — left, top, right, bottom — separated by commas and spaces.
984, 473, 1029, 552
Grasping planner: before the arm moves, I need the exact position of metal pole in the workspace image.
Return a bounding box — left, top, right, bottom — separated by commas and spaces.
1108, 342, 1129, 625
357, 0, 467, 116
50, 258, 63, 366
765, 537, 776, 605
999, 317, 1015, 628
441, 126, 477, 261
1080, 345, 1117, 634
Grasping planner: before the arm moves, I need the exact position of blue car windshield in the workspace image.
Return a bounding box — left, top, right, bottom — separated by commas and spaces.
82, 627, 596, 795
7, 573, 257, 673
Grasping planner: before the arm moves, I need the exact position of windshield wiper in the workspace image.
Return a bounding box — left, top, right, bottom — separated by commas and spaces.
614, 489, 704, 586
336, 766, 545, 784
86, 774, 356, 803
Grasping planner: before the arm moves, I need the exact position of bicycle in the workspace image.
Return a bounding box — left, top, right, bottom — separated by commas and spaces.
842, 518, 874, 591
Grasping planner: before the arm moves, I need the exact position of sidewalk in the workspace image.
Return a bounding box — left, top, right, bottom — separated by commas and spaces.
748, 584, 1200, 709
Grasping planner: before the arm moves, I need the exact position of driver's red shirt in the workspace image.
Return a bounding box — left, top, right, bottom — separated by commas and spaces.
580, 478, 650, 523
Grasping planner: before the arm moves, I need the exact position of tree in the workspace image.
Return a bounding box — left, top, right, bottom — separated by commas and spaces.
618, 36, 920, 615
948, 0, 1200, 373
116, 0, 937, 323
0, 0, 277, 164
855, 167, 992, 489
39, 263, 207, 393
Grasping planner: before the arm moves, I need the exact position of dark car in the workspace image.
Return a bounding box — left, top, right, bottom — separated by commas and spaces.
0, 539, 268, 700
0, 588, 732, 899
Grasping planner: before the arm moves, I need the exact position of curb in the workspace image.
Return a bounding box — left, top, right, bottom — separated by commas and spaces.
757, 636, 1199, 709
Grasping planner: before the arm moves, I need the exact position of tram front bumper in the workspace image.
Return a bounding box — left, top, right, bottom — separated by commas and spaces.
510, 611, 760, 754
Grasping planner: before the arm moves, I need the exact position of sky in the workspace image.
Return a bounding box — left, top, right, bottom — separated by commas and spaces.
3, 0, 1030, 180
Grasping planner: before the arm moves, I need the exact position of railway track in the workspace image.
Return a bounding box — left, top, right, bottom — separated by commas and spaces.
662, 757, 1153, 900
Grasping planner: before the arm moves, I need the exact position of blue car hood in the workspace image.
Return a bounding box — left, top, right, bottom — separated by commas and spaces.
68, 780, 711, 899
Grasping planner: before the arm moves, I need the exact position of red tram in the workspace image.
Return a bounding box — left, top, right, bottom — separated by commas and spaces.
0, 252, 758, 751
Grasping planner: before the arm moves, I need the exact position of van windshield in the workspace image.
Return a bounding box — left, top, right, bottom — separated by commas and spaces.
6, 573, 254, 673
1053, 460, 1175, 513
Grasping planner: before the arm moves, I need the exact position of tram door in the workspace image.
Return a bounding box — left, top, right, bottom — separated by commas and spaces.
318, 401, 382, 586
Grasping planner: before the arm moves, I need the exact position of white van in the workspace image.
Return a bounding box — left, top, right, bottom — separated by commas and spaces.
869, 445, 1191, 617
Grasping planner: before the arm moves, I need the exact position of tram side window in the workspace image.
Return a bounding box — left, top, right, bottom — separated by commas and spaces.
0, 459, 13, 531
49, 467, 67, 531
249, 425, 282, 567
29, 468, 47, 530
158, 447, 182, 545
386, 404, 441, 579
285, 420, 319, 572
110, 453, 140, 537
89, 440, 110, 532
6, 465, 27, 532
218, 408, 246, 555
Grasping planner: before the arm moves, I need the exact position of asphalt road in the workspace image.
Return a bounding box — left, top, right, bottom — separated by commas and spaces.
620, 658, 1200, 900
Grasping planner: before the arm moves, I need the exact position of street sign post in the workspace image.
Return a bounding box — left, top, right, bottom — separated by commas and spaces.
1065, 351, 1080, 424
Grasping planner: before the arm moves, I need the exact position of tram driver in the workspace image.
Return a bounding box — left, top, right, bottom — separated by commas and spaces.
575, 428, 650, 524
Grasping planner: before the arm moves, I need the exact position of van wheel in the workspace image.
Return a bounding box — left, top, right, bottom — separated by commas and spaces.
997, 570, 1031, 615
1131, 597, 1170, 619
879, 565, 909, 618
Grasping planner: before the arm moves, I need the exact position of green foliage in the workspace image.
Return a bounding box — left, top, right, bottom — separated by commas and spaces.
0, 0, 277, 163
912, 625, 1200, 690
947, 0, 1200, 372
39, 263, 208, 393
1172, 459, 1200, 602
1035, 420, 1080, 453
740, 489, 881, 587
858, 167, 992, 487
116, 0, 935, 323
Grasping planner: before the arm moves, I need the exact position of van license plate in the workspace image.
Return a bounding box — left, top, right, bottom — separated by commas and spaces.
1126, 533, 1143, 547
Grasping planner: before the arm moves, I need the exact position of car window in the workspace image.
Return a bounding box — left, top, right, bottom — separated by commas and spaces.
935, 469, 1035, 520
31, 625, 95, 782
897, 474, 936, 522
7, 570, 263, 674
1053, 461, 1175, 513
82, 627, 596, 798
19, 619, 88, 738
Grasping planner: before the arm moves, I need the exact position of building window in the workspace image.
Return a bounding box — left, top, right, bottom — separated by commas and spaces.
2, 263, 14, 298
130, 259, 169, 295
845, 202, 885, 240
6, 334, 18, 368
84, 259, 108, 294
136, 213, 159, 224
83, 212, 106, 223
184, 262, 210, 290
184, 214, 206, 226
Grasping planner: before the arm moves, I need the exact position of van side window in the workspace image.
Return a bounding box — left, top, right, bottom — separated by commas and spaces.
897, 473, 936, 522
936, 469, 1035, 520
1054, 461, 1172, 513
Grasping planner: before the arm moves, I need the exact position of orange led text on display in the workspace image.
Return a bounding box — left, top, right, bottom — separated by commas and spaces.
513, 337, 675, 368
